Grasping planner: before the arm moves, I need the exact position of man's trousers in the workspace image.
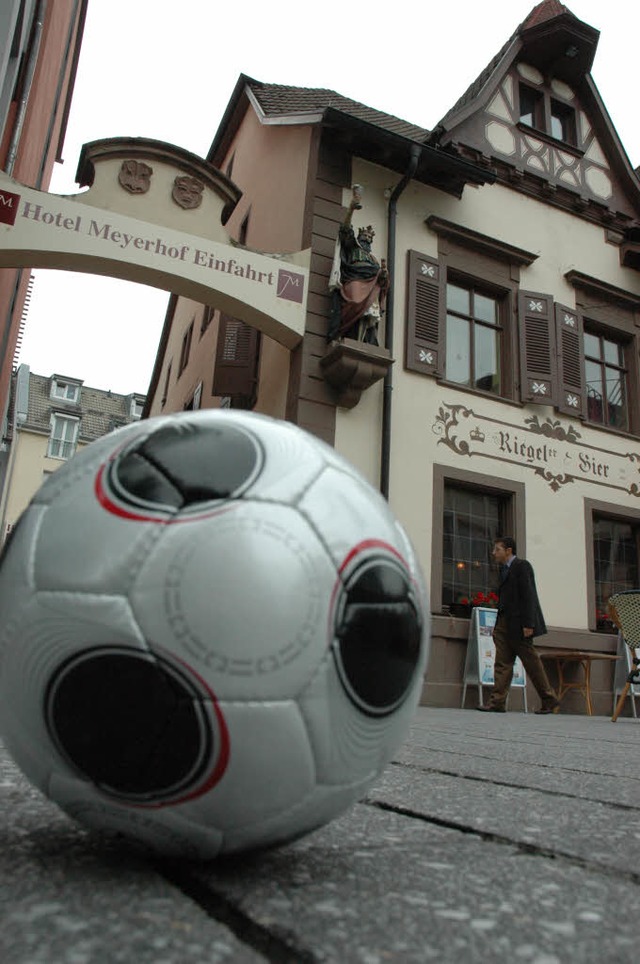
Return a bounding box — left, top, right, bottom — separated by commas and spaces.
490, 615, 557, 707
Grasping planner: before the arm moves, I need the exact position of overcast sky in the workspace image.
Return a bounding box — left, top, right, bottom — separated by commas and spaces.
18, 0, 640, 396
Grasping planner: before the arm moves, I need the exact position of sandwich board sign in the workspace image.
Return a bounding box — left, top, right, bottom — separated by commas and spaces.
461, 607, 527, 711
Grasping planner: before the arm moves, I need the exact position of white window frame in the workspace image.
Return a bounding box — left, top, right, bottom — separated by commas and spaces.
48, 413, 79, 460
51, 378, 80, 403
130, 396, 144, 419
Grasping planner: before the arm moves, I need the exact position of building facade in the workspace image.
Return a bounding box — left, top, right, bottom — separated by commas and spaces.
0, 363, 144, 539
0, 0, 88, 465
144, 1, 640, 713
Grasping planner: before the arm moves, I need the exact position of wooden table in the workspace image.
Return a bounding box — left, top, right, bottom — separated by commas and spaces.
538, 650, 619, 715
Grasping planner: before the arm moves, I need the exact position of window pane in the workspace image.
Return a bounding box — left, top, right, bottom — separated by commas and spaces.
446, 314, 470, 385
474, 293, 497, 324
446, 284, 469, 316
519, 86, 540, 127
584, 332, 601, 359
550, 99, 576, 145
603, 338, 622, 366
606, 371, 627, 429
586, 359, 604, 423
474, 325, 500, 394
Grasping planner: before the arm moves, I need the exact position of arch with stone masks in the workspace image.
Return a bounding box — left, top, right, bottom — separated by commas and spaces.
0, 138, 309, 349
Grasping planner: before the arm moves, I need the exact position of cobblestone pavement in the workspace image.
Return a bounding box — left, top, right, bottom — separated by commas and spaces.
2, 707, 639, 963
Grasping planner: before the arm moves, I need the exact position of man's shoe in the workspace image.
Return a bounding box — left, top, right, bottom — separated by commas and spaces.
476, 704, 506, 713
535, 700, 560, 715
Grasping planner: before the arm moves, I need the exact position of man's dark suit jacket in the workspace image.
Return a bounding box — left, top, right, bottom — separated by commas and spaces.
499, 557, 547, 639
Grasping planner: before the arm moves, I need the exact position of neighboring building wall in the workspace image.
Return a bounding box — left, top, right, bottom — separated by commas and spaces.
0, 0, 87, 454
0, 365, 145, 538
147, 112, 313, 422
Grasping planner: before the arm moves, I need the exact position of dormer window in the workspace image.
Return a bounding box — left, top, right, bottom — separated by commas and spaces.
51, 378, 80, 403
518, 82, 577, 147
129, 395, 144, 419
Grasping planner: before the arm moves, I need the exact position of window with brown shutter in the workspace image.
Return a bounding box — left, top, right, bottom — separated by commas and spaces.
212, 314, 261, 409
518, 290, 557, 405
405, 250, 443, 376
405, 249, 514, 398
568, 272, 640, 435
555, 303, 586, 418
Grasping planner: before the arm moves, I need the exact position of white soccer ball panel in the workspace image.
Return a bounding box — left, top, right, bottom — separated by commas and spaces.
131, 502, 336, 701
298, 465, 406, 569
177, 700, 315, 832
48, 773, 223, 859
33, 490, 167, 594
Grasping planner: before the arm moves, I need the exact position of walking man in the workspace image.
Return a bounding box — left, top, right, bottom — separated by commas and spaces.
478, 536, 559, 715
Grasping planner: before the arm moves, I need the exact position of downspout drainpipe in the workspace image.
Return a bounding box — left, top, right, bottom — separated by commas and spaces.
380, 142, 421, 499
5, 0, 47, 176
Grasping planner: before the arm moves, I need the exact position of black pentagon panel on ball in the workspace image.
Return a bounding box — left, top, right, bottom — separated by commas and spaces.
108, 421, 262, 512
45, 648, 213, 803
333, 559, 423, 716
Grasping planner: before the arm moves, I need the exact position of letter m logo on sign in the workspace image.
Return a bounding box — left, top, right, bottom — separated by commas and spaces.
0, 188, 20, 225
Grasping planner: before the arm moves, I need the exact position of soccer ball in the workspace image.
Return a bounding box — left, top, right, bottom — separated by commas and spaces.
0, 410, 428, 859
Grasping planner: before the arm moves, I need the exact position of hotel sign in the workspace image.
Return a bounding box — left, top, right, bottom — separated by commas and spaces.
433, 403, 640, 495
0, 167, 309, 350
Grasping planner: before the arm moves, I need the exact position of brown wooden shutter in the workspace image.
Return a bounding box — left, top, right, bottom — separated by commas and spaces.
554, 303, 586, 418
212, 314, 260, 403
518, 290, 557, 405
405, 250, 442, 376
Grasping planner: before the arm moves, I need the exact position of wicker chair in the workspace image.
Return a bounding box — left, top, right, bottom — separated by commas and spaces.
608, 591, 640, 722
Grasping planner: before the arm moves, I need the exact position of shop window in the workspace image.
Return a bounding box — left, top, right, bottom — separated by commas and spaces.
48, 414, 79, 460
443, 485, 503, 611
592, 515, 639, 633
431, 466, 524, 618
